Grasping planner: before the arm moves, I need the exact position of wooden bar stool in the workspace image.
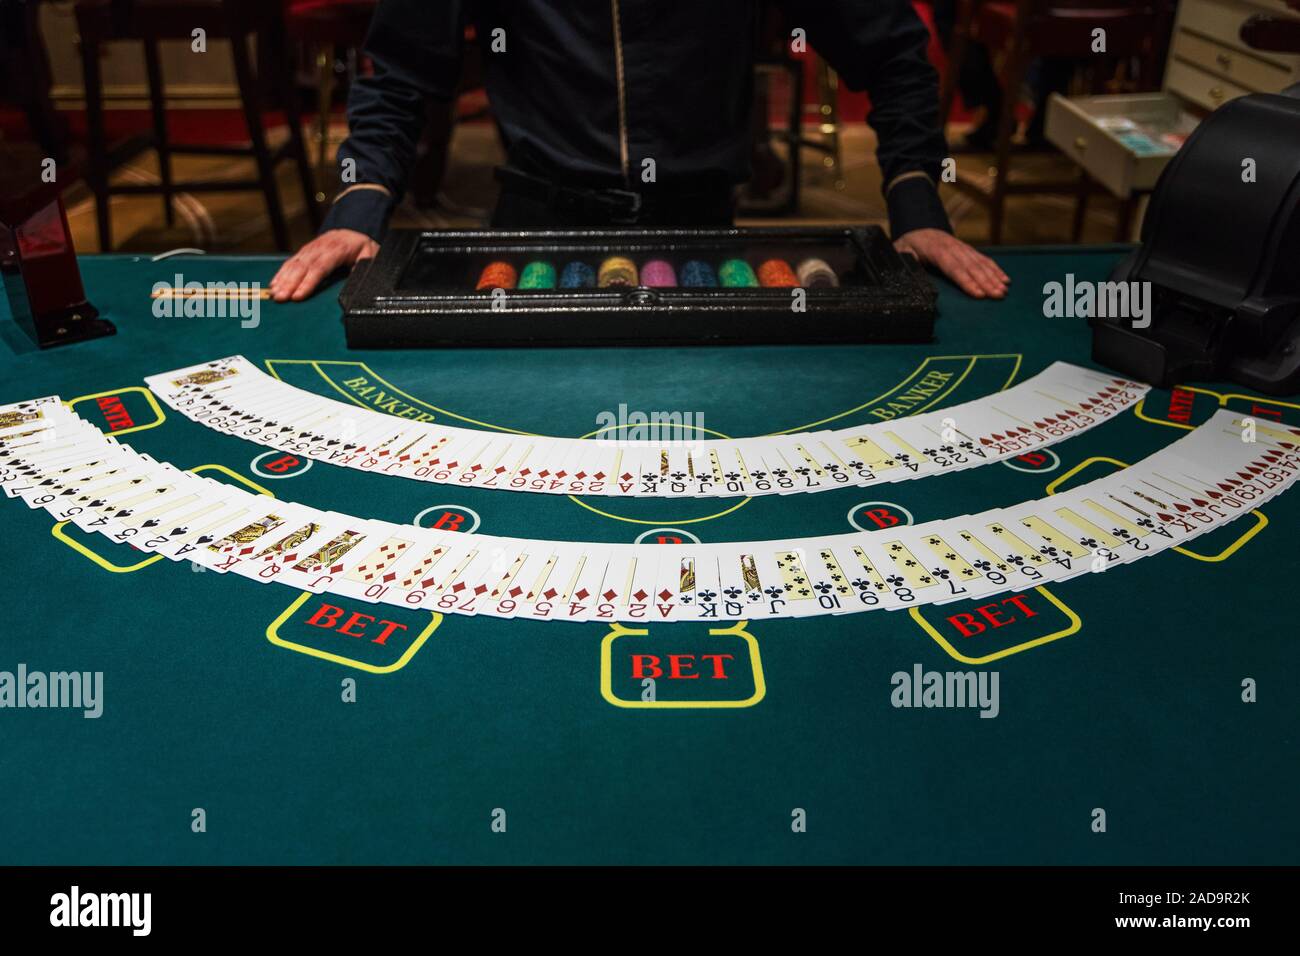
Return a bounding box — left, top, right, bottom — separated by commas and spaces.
75, 0, 319, 251
283, 3, 488, 210
283, 0, 378, 205
939, 0, 1172, 243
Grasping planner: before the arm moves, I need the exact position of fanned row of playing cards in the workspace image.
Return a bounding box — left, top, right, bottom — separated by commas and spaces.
144, 357, 1149, 498
4, 397, 1296, 624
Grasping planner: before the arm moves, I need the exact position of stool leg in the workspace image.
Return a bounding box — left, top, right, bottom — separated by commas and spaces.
787, 56, 803, 214
78, 28, 112, 251
276, 41, 321, 229
231, 29, 290, 251
1116, 194, 1138, 242
1071, 169, 1091, 243
143, 39, 175, 228
314, 44, 334, 201
940, 2, 972, 128
988, 41, 1029, 245
820, 61, 842, 187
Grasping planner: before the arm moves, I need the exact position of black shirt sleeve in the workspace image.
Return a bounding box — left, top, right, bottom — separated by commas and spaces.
779, 0, 953, 236
320, 0, 468, 238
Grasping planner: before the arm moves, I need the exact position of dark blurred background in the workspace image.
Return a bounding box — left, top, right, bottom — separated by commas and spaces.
2, 0, 1296, 255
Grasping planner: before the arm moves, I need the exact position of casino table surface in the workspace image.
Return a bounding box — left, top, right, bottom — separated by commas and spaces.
1, 245, 1296, 866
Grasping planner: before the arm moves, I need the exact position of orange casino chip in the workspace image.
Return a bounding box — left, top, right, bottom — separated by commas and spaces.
757, 258, 799, 287
476, 261, 518, 290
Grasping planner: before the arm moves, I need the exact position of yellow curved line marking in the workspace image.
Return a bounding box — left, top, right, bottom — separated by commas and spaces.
48, 463, 272, 571
266, 354, 1023, 440
765, 358, 930, 434
266, 591, 440, 673
50, 522, 164, 572
765, 353, 1022, 435
65, 386, 167, 437
1217, 391, 1300, 411
1135, 385, 1300, 432
568, 420, 752, 525
600, 620, 766, 708
1000, 354, 1023, 390
1175, 510, 1268, 562
1046, 455, 1267, 562
901, 352, 1021, 415
1045, 456, 1129, 495
260, 353, 1023, 530
189, 463, 274, 496
1134, 396, 1197, 431
570, 496, 754, 526
574, 354, 1018, 524
580, 422, 731, 442
910, 586, 1082, 664
310, 361, 376, 411
267, 358, 537, 434
906, 357, 977, 416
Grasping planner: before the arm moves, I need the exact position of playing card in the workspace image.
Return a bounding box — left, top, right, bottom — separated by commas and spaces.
371, 527, 471, 610
12, 392, 1298, 629
558, 543, 616, 621
529, 539, 585, 620
475, 542, 553, 618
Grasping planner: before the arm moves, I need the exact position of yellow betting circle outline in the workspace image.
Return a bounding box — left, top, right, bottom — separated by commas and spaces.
64, 386, 166, 437
1134, 386, 1300, 432
1046, 456, 1269, 563
50, 463, 273, 573
599, 620, 766, 708
265, 590, 441, 673
909, 586, 1081, 665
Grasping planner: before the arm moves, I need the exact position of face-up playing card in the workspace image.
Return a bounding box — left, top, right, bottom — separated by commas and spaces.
514, 543, 571, 621
367, 526, 470, 610
929, 515, 1042, 600
642, 548, 691, 624
161, 494, 271, 565
473, 541, 552, 618
415, 537, 524, 616
573, 437, 629, 498
839, 535, 930, 611
15, 393, 1300, 631
271, 515, 386, 593
145, 359, 1157, 504
508, 542, 575, 621
770, 540, 856, 615
187, 499, 319, 575
881, 521, 988, 606
321, 522, 420, 603
557, 544, 616, 622
588, 546, 640, 622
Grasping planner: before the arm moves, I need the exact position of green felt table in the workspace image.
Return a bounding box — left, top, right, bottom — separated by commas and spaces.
1, 245, 1296, 865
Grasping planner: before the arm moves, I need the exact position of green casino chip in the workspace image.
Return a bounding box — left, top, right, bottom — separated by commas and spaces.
718, 258, 758, 287
518, 261, 557, 289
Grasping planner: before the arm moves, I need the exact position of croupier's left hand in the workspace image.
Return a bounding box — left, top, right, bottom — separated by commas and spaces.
894, 228, 1009, 300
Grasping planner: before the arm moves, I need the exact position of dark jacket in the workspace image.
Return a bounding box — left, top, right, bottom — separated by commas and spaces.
323, 0, 952, 238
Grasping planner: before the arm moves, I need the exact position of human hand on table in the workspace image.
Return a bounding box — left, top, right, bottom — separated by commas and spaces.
269, 229, 379, 302
894, 228, 1009, 300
